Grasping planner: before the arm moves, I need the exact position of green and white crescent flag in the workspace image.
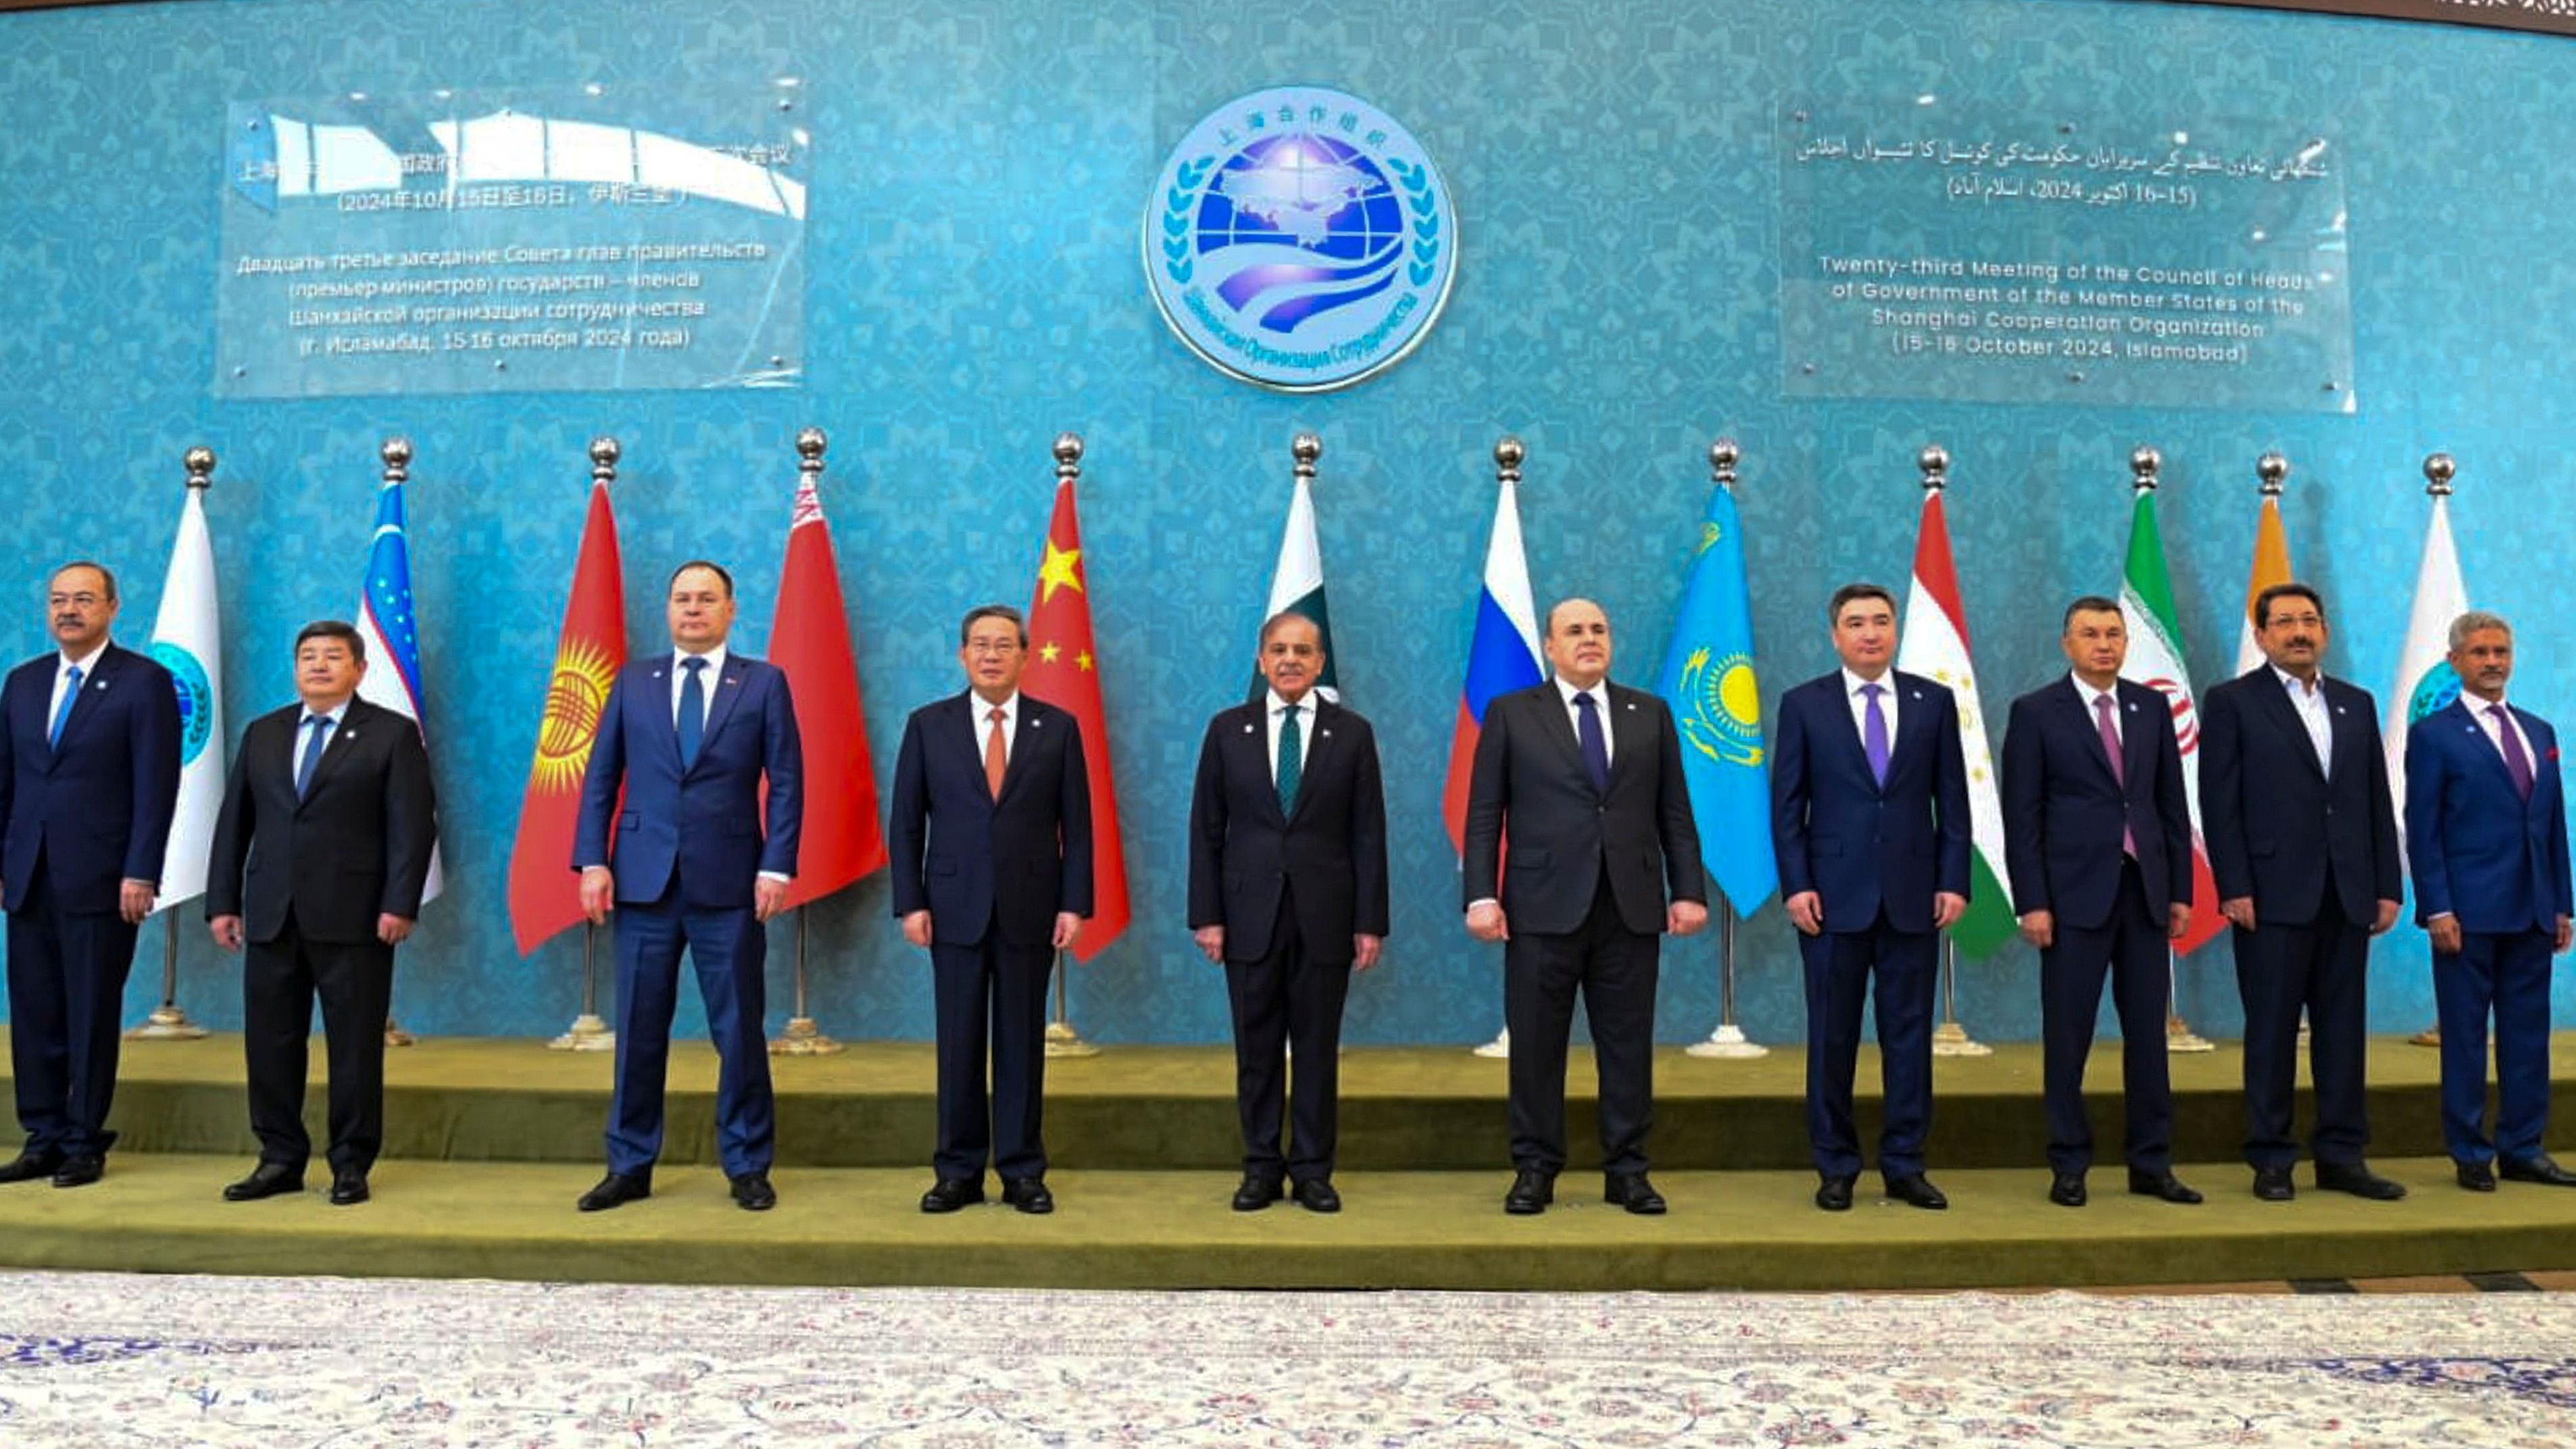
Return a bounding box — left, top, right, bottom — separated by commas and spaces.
1249, 464, 1339, 704
1897, 487, 2016, 957
146, 484, 224, 912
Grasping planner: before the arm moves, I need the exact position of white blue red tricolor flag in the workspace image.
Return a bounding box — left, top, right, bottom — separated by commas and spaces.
1441, 472, 1543, 856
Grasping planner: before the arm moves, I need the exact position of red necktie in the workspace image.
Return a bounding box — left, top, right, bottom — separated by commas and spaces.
985, 708, 1008, 800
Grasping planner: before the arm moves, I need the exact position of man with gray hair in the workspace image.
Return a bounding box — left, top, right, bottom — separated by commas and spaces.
2402, 609, 2576, 1191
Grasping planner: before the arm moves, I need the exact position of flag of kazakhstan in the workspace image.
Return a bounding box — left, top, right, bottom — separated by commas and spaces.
1654, 478, 1777, 915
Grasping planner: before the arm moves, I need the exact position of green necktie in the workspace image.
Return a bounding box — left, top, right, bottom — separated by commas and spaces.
1277, 702, 1303, 813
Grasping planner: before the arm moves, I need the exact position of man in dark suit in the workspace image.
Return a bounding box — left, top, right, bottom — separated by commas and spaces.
2201, 581, 2404, 1202
1464, 597, 1706, 1217
572, 561, 801, 1214
205, 620, 437, 1206
1189, 612, 1388, 1214
0, 561, 180, 1189
1770, 582, 1968, 1212
2000, 596, 2202, 1209
891, 603, 1093, 1216
2402, 610, 2576, 1192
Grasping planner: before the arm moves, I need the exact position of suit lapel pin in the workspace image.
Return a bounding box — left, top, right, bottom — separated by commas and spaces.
1320, 729, 1333, 738
1243, 723, 1256, 734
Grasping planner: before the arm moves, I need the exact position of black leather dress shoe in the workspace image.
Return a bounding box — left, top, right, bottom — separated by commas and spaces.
1291, 1178, 1342, 1214
328, 1172, 370, 1206
0, 1150, 64, 1185
224, 1162, 305, 1202
1232, 1174, 1284, 1211
2315, 1160, 2407, 1200
1885, 1173, 1948, 1210
2048, 1171, 2087, 1207
2457, 1160, 2498, 1192
1604, 1171, 1666, 1215
51, 1156, 103, 1189
730, 1171, 776, 1211
2500, 1154, 2576, 1187
1815, 1175, 1856, 1212
2127, 1169, 2203, 1204
1002, 1177, 1054, 1214
1503, 1168, 1555, 1216
920, 1177, 985, 1213
2252, 1164, 2296, 1201
576, 1171, 652, 1212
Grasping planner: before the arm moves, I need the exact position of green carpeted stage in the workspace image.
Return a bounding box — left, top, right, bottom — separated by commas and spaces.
2, 1033, 2572, 1290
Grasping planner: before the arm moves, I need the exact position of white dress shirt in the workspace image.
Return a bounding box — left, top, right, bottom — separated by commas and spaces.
1264, 687, 1312, 784
671, 645, 728, 728
1843, 666, 1898, 745
2272, 665, 2333, 778
47, 640, 108, 731
1554, 675, 1614, 768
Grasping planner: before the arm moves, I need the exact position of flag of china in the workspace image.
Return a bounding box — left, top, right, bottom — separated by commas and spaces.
767, 458, 887, 907
507, 478, 626, 955
1022, 469, 1129, 959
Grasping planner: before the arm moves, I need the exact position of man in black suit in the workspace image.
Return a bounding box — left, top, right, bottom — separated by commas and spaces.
2000, 596, 2201, 1209
890, 603, 1093, 1215
205, 620, 437, 1206
2200, 581, 2405, 1202
1771, 582, 1969, 1212
0, 561, 180, 1189
1464, 598, 1706, 1217
1189, 612, 1388, 1214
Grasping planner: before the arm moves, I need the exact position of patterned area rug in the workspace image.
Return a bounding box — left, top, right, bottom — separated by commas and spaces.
1, 1271, 2571, 1446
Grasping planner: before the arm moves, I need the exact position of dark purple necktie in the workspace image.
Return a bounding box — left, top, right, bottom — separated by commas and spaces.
2097, 694, 2137, 858
1575, 691, 1610, 794
1862, 683, 1889, 787
2491, 704, 2535, 800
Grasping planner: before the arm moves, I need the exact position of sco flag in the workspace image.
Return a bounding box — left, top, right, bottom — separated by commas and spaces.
146, 472, 223, 912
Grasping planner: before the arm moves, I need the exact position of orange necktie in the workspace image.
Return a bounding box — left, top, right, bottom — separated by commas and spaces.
985, 707, 1008, 799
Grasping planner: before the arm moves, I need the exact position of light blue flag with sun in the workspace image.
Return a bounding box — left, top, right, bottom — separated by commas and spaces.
1654, 473, 1777, 916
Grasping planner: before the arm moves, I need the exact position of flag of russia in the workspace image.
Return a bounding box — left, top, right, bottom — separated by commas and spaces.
1441, 471, 1543, 856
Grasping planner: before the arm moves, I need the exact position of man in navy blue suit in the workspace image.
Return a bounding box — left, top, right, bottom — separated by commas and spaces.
572, 561, 801, 1214
2402, 610, 2576, 1192
2000, 596, 2202, 1209
0, 561, 181, 1188
2201, 581, 2404, 1202
1770, 582, 1969, 1212
890, 604, 1092, 1216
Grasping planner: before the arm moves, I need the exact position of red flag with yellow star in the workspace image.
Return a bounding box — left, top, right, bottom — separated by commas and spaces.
507, 479, 626, 955
1023, 474, 1129, 959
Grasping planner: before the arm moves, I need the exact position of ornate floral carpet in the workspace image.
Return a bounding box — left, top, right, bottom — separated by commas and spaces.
1, 1271, 2571, 1446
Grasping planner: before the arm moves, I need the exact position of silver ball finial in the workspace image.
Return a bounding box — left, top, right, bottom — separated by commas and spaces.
795, 427, 827, 467
1493, 435, 1525, 486
1291, 433, 1322, 472
182, 446, 216, 491
1710, 438, 1740, 489
1054, 432, 1084, 485
1918, 443, 1950, 489
589, 437, 621, 485
2256, 451, 2289, 495
2130, 445, 2162, 490
380, 436, 412, 470
2423, 452, 2456, 496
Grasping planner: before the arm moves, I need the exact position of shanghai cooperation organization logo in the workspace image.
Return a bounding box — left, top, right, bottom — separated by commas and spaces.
1145, 87, 1456, 392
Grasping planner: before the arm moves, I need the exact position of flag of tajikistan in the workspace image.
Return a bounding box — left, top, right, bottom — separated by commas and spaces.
1897, 487, 2016, 957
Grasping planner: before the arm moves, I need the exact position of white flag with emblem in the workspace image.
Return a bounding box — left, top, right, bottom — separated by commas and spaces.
147, 483, 224, 912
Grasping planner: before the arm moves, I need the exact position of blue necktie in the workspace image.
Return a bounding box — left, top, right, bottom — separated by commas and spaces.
1862, 683, 1891, 787
47, 664, 81, 749
1277, 702, 1304, 812
677, 658, 707, 768
295, 714, 332, 798
1575, 690, 1610, 794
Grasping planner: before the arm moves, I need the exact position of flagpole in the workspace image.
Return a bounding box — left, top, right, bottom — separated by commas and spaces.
1040, 432, 1104, 1060
370, 438, 423, 1048
1908, 446, 1991, 1059
1470, 435, 1525, 1060
547, 437, 625, 1054
128, 446, 219, 1042
2406, 451, 2460, 1050
770, 909, 844, 1055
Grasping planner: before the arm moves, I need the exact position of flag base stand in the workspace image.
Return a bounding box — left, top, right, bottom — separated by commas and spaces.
2165, 1014, 2216, 1054
1044, 1021, 1101, 1059
1931, 1021, 1993, 1058
384, 1016, 416, 1048
1472, 1027, 1510, 1059
2410, 1025, 2442, 1048
1685, 1023, 1768, 1059
770, 1016, 846, 1056
549, 1014, 616, 1053
124, 1004, 209, 1041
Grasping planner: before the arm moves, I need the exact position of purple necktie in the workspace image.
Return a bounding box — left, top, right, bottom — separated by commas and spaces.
2097, 693, 2137, 858
1862, 683, 1890, 786
2490, 704, 2535, 800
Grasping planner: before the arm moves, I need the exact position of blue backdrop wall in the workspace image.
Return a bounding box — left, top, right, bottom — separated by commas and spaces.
3, 0, 2573, 1046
